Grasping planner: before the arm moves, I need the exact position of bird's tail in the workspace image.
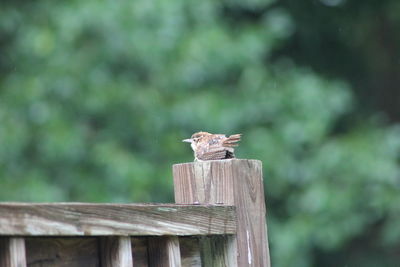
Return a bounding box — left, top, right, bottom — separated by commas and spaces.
223, 134, 242, 147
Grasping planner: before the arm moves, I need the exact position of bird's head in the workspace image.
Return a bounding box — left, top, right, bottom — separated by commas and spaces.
182, 131, 211, 144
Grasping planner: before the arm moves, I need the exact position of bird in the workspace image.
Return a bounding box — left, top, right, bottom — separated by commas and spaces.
182, 131, 242, 161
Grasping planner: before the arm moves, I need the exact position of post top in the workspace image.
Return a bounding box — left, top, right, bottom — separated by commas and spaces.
173, 158, 262, 168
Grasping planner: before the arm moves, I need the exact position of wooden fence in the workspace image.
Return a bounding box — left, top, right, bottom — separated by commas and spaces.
0, 159, 270, 266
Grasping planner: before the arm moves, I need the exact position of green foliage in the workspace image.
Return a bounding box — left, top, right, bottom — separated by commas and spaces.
1, 0, 399, 266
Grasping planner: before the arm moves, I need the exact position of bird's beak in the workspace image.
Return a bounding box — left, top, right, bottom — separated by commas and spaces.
182, 138, 192, 143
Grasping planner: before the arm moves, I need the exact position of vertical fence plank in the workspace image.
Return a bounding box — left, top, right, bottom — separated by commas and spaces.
200, 236, 237, 267
131, 237, 149, 267
173, 159, 271, 267
26, 237, 99, 267
148, 236, 181, 267
0, 237, 27, 267
179, 237, 201, 267
100, 236, 133, 267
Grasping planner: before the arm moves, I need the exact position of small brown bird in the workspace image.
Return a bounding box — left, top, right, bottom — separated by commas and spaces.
183, 131, 242, 161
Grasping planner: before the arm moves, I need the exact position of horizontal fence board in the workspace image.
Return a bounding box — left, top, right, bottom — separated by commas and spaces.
0, 203, 236, 236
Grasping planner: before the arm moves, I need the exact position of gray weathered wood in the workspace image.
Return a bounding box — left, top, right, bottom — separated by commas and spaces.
100, 236, 133, 267
0, 237, 26, 267
179, 237, 201, 267
200, 236, 237, 267
131, 237, 149, 267
173, 159, 271, 267
25, 237, 98, 267
0, 204, 235, 236
148, 236, 181, 267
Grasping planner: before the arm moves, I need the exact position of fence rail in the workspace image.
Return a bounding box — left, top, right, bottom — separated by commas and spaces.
0, 203, 236, 236
0, 159, 270, 267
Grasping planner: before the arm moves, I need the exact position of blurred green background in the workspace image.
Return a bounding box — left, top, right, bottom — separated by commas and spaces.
1, 0, 400, 266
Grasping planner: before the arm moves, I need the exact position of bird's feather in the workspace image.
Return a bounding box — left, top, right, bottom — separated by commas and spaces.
222, 134, 241, 147
196, 148, 230, 160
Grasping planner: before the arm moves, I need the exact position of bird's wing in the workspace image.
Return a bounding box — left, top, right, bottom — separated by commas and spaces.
196, 142, 230, 160
222, 134, 242, 147
196, 148, 228, 160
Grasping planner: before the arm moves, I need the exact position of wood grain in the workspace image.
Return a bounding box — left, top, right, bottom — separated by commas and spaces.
131, 237, 149, 267
200, 236, 237, 267
173, 159, 271, 267
148, 237, 181, 267
25, 237, 98, 267
100, 237, 133, 267
0, 204, 235, 236
0, 237, 27, 267
179, 237, 201, 267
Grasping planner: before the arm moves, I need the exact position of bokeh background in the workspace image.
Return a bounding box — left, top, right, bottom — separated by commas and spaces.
1, 0, 400, 266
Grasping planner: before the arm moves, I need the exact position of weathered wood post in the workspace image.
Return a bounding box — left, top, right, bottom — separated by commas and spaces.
0, 237, 26, 267
173, 159, 271, 266
100, 236, 133, 267
148, 236, 181, 267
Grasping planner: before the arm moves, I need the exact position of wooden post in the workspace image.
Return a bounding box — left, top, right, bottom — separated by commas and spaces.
199, 235, 237, 267
0, 237, 27, 267
100, 236, 133, 267
173, 159, 271, 267
148, 236, 181, 267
